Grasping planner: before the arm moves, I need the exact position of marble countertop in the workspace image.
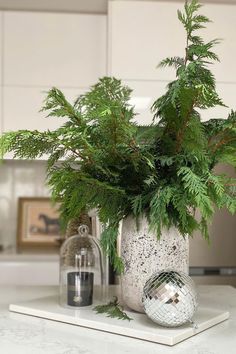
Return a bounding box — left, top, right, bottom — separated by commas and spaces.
0, 285, 236, 354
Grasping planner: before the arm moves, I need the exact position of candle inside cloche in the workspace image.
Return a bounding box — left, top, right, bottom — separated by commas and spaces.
60, 224, 104, 308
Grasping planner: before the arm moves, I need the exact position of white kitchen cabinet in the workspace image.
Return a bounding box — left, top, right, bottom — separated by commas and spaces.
3, 87, 85, 159
200, 4, 236, 84
124, 80, 167, 125
0, 255, 59, 285
109, 1, 236, 122
199, 82, 236, 122
3, 87, 85, 132
2, 11, 107, 159
109, 1, 236, 84
123, 80, 236, 125
108, 1, 185, 81
3, 12, 106, 88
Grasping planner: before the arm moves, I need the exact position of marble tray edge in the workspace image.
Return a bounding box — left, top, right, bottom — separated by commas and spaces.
9, 302, 230, 346
173, 310, 229, 345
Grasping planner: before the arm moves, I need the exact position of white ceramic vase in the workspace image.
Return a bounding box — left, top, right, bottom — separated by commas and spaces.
120, 215, 189, 313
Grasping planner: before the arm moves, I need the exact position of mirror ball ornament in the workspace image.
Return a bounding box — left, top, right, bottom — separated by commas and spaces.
142, 270, 198, 327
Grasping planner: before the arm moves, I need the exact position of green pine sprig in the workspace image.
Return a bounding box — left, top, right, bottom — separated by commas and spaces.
93, 297, 133, 321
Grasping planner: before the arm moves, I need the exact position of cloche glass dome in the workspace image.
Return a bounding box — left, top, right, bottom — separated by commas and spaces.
60, 224, 104, 308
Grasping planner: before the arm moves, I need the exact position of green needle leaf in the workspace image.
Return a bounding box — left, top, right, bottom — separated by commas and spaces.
93, 297, 133, 321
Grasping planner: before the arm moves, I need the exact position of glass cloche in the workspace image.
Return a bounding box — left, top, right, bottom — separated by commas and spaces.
60, 224, 104, 308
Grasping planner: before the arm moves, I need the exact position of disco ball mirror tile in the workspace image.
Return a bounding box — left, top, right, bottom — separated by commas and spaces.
142, 270, 198, 327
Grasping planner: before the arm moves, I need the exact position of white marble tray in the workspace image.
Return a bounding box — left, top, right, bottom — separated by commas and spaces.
9, 286, 229, 346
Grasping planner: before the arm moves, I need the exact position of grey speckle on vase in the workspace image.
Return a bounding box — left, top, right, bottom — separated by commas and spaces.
120, 215, 189, 313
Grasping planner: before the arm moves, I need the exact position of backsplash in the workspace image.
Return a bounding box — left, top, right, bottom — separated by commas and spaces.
0, 160, 50, 251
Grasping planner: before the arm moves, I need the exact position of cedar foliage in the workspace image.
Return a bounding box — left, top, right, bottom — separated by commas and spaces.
1, 0, 236, 272
93, 296, 132, 321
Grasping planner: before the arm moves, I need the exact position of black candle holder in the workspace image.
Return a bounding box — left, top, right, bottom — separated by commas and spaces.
67, 271, 94, 307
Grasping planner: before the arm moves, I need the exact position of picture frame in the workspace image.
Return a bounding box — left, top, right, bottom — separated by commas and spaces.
17, 198, 102, 252
17, 197, 62, 251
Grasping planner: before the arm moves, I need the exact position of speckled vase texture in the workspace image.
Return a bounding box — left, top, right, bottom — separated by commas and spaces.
120, 215, 189, 313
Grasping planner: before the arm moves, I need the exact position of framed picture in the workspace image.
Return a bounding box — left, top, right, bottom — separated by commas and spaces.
17, 197, 62, 251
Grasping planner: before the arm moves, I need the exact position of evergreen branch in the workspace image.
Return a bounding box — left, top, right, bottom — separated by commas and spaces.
211, 136, 236, 153
0, 130, 57, 159
149, 186, 174, 237
175, 99, 196, 153
158, 57, 185, 69
177, 167, 214, 219
41, 87, 83, 124
100, 222, 124, 274
93, 297, 133, 321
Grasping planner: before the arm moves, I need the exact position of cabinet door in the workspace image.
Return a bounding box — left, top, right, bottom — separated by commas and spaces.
3, 87, 84, 159
123, 80, 167, 125
4, 12, 107, 87
3, 87, 84, 132
201, 4, 236, 83
0, 261, 59, 285
109, 1, 236, 123
122, 81, 235, 126
108, 1, 185, 81
109, 1, 236, 84
199, 83, 236, 122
